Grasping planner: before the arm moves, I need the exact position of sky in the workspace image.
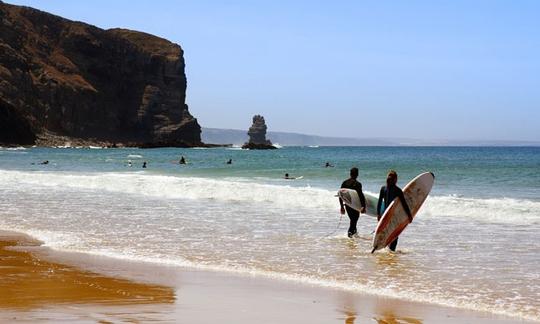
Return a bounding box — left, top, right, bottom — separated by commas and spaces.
6, 0, 540, 141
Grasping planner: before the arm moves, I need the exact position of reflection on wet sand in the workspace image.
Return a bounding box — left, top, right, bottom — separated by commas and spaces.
374, 311, 423, 324
344, 309, 357, 324
337, 288, 424, 324
0, 237, 175, 309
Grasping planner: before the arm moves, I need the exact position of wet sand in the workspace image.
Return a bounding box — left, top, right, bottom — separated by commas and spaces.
0, 230, 531, 323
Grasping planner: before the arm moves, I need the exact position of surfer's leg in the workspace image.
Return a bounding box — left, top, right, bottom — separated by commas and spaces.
389, 237, 399, 251
346, 207, 359, 237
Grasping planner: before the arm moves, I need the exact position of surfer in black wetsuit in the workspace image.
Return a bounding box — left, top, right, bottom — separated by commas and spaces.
339, 167, 366, 238
377, 170, 413, 251
284, 173, 296, 179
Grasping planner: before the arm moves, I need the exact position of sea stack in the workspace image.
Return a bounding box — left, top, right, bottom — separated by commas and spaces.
0, 2, 202, 147
242, 115, 277, 149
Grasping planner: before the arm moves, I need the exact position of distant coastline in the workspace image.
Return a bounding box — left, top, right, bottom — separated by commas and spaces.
202, 127, 540, 147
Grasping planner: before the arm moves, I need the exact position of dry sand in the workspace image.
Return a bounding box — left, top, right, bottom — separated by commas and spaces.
0, 230, 531, 323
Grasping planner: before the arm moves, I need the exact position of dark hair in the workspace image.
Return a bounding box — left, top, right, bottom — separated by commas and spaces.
386, 170, 398, 187
350, 167, 359, 178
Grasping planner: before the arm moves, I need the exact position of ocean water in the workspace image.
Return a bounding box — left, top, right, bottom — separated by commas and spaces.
1, 146, 539, 321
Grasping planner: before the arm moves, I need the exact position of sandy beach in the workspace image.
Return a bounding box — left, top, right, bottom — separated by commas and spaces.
0, 230, 530, 324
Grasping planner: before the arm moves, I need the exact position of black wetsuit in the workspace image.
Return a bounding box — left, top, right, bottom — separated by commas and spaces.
341, 178, 366, 237
377, 185, 412, 251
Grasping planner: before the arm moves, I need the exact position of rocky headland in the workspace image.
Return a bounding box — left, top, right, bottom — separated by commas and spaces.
0, 1, 202, 147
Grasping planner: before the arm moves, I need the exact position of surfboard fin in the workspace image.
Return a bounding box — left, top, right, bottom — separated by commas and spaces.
371, 247, 377, 254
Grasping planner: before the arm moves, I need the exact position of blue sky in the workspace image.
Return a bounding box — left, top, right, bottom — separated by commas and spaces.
7, 1, 540, 141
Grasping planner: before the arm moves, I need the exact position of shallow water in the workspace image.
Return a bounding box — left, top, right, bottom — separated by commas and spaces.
1, 146, 539, 321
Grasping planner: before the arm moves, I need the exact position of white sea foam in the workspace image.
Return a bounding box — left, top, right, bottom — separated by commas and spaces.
0, 170, 336, 210
1, 170, 539, 225
5, 146, 27, 150
127, 154, 143, 158
422, 196, 540, 225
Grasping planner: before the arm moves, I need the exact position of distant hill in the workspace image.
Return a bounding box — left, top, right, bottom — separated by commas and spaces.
202, 128, 394, 146
202, 128, 540, 147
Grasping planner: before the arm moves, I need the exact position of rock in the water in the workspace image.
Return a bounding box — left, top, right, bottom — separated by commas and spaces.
242, 115, 276, 149
0, 2, 201, 147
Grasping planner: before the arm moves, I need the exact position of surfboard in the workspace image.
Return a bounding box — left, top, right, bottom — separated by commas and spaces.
371, 172, 435, 253
337, 188, 378, 217
284, 176, 303, 180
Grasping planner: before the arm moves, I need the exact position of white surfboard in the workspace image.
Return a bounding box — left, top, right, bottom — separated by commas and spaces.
337, 188, 378, 217
372, 172, 435, 252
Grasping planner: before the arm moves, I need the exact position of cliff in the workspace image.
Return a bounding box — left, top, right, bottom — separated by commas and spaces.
0, 1, 201, 147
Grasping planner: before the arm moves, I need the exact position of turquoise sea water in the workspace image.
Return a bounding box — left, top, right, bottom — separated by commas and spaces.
1, 146, 539, 321
2, 146, 539, 198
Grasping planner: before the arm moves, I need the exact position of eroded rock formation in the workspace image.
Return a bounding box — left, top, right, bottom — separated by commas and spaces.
0, 1, 201, 147
242, 115, 276, 149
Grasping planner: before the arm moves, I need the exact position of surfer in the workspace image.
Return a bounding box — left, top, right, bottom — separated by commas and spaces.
377, 170, 413, 251
179, 156, 186, 164
284, 173, 294, 179
226, 159, 232, 164
339, 167, 366, 238
142, 161, 147, 168
325, 162, 334, 168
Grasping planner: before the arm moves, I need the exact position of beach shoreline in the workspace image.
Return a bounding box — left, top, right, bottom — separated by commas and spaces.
0, 230, 532, 324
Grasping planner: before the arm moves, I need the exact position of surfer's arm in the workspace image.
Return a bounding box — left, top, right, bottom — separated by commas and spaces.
358, 185, 366, 212
398, 190, 413, 223
338, 198, 345, 214
376, 187, 384, 220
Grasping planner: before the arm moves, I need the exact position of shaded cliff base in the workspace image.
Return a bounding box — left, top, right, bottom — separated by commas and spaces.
27, 131, 207, 148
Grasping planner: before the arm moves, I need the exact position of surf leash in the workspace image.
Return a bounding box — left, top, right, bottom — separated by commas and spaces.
319, 213, 343, 239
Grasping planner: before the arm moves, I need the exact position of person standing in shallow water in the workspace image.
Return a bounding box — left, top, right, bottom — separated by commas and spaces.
377, 170, 413, 252
339, 167, 366, 238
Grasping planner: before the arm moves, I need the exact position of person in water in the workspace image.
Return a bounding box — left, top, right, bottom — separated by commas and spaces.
339, 167, 366, 238
284, 173, 297, 179
226, 159, 232, 164
142, 161, 147, 168
179, 156, 186, 164
325, 162, 334, 168
376, 170, 413, 252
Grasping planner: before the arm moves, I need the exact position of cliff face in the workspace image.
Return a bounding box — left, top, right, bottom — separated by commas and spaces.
0, 1, 201, 146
